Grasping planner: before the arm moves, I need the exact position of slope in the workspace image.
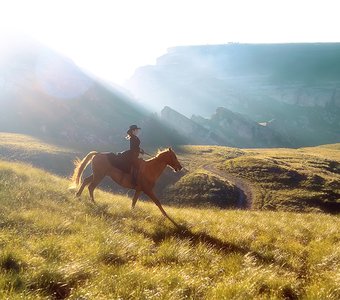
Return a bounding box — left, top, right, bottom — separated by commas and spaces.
1, 160, 339, 299
0, 132, 77, 176
168, 144, 340, 213
0, 34, 184, 151
2, 132, 339, 213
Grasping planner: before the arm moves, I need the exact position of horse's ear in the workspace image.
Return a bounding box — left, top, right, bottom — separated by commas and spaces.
168, 147, 172, 152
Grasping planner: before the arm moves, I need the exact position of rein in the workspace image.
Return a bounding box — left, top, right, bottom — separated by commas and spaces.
142, 151, 153, 157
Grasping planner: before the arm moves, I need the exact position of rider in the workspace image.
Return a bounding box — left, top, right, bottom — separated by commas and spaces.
125, 124, 144, 186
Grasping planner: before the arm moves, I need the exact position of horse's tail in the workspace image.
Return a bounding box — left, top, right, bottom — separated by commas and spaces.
71, 151, 98, 187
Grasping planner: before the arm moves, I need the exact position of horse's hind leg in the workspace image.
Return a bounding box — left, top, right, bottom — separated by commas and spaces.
76, 175, 93, 197
88, 174, 105, 202
131, 190, 141, 209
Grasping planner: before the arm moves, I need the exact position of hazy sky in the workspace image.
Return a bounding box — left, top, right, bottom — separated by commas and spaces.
1, 0, 339, 84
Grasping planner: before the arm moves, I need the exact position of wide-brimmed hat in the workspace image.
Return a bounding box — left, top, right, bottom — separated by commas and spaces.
129, 125, 141, 130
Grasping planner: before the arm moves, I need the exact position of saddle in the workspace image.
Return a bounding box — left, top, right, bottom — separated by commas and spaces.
106, 152, 131, 173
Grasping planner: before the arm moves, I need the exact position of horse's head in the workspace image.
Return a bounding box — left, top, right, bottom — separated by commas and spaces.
165, 148, 182, 172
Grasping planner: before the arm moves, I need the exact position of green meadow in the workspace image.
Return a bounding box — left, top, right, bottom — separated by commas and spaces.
0, 132, 77, 176
173, 145, 340, 212
0, 160, 339, 299
2, 132, 338, 212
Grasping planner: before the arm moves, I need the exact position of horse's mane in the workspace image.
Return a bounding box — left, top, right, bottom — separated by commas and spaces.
145, 148, 169, 161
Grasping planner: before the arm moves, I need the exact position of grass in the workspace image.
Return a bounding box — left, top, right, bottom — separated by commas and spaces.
1, 132, 339, 212
162, 170, 239, 208
0, 132, 74, 154
173, 145, 340, 213
220, 147, 340, 212
1, 159, 339, 299
0, 132, 78, 176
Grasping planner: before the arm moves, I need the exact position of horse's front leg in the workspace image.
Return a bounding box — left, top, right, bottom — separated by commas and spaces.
144, 190, 179, 227
131, 190, 141, 209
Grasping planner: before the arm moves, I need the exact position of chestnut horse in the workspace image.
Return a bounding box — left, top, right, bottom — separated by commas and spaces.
71, 148, 182, 226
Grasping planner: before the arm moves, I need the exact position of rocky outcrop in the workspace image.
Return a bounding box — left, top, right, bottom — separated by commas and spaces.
193, 107, 291, 147
161, 106, 291, 147
161, 106, 221, 145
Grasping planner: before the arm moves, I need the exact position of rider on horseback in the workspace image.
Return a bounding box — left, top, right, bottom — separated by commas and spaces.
125, 125, 144, 186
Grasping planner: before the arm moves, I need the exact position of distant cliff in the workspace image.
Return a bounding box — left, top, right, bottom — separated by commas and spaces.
161, 106, 222, 145
161, 106, 292, 148
127, 43, 340, 147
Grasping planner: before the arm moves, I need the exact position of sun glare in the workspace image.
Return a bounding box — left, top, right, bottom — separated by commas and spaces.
1, 0, 340, 85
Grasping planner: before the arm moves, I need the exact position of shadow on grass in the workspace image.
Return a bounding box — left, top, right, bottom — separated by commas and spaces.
83, 200, 295, 273
140, 225, 281, 267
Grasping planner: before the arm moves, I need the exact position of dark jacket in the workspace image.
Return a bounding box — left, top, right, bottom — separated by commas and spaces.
130, 134, 141, 156
118, 135, 141, 167
112, 134, 142, 173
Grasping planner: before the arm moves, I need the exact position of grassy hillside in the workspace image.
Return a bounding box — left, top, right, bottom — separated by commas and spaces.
0, 132, 77, 176
162, 170, 240, 208
0, 133, 242, 209
1, 160, 339, 299
1, 133, 339, 212
172, 145, 340, 213
221, 147, 340, 213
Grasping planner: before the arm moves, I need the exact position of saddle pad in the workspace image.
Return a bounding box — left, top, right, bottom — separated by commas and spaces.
106, 152, 130, 173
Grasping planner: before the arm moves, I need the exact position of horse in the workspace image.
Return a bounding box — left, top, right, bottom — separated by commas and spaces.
71, 148, 183, 226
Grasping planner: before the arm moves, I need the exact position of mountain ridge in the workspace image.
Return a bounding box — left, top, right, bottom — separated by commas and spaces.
127, 43, 340, 147
0, 35, 185, 151
161, 106, 293, 148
